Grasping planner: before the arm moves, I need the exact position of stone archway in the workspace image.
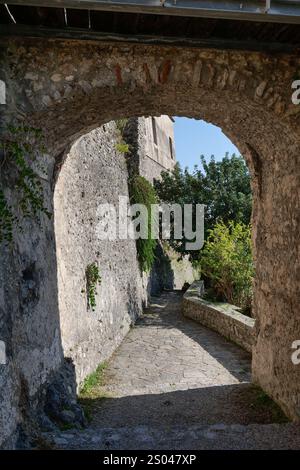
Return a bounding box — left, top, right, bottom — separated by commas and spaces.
0, 37, 300, 446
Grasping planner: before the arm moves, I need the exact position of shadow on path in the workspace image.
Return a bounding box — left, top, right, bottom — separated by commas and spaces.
83, 382, 287, 429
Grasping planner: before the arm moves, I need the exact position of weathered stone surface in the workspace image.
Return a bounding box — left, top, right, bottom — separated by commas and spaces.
54, 123, 148, 385
43, 423, 300, 450
0, 37, 299, 447
183, 281, 255, 353
54, 122, 193, 385
43, 359, 87, 429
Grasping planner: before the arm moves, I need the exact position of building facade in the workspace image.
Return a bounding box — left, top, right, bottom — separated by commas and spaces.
141, 115, 176, 180
125, 115, 176, 183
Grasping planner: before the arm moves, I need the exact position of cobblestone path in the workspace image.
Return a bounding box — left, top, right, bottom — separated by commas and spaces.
48, 291, 300, 449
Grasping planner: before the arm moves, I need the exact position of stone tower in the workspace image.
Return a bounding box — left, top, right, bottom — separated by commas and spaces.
124, 115, 176, 183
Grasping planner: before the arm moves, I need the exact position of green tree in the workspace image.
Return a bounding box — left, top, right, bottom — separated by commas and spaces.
154, 153, 252, 259
198, 154, 252, 229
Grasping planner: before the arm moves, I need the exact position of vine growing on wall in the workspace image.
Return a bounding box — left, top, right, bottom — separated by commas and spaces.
85, 262, 102, 311
0, 124, 51, 244
129, 175, 158, 272
115, 118, 128, 136
115, 119, 157, 272
115, 118, 130, 154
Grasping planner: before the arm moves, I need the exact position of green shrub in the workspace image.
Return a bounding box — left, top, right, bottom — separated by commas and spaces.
200, 221, 254, 313
154, 154, 252, 261
129, 175, 157, 272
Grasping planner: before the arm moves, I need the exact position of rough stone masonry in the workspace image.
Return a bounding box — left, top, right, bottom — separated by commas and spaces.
54, 122, 149, 386
0, 36, 300, 447
55, 119, 195, 388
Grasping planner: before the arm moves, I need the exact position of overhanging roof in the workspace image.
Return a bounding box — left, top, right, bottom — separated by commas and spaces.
1, 1, 300, 53
1, 1, 300, 24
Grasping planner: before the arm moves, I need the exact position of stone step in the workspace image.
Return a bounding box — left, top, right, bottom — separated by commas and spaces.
45, 422, 300, 450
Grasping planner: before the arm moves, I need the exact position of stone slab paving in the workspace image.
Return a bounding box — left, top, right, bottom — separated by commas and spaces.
49, 423, 300, 450
46, 291, 300, 449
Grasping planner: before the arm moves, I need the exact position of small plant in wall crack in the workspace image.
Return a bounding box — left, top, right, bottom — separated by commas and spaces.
79, 361, 109, 421
115, 118, 128, 136
115, 119, 130, 154
0, 124, 51, 244
85, 262, 101, 311
115, 142, 130, 154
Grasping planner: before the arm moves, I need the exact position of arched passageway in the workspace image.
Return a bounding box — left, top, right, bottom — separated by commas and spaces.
53, 115, 251, 388
0, 37, 299, 447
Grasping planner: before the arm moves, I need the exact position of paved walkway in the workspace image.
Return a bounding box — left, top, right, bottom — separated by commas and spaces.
48, 291, 300, 449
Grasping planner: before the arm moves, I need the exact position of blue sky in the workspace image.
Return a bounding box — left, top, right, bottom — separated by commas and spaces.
173, 117, 239, 171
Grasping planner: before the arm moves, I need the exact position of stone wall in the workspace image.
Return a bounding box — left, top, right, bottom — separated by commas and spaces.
54, 120, 194, 387
0, 144, 63, 448
123, 117, 196, 294
183, 281, 255, 353
54, 123, 148, 385
54, 120, 193, 384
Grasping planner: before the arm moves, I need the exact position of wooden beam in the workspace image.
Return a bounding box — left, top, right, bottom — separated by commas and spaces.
1, 1, 300, 24
0, 24, 299, 53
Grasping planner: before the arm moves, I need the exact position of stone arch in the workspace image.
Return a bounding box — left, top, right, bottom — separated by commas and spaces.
1, 36, 300, 432
5, 39, 300, 148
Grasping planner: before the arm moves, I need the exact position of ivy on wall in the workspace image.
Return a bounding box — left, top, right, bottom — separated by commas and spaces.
0, 124, 51, 244
115, 119, 157, 272
0, 189, 15, 244
129, 175, 157, 272
115, 119, 130, 154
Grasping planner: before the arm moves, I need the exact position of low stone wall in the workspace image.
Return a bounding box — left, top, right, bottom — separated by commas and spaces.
183, 281, 255, 353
